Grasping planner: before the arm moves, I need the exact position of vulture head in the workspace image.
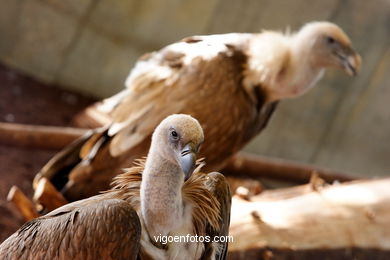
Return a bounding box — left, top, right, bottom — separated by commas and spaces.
264, 21, 362, 100
150, 114, 204, 180
296, 21, 361, 76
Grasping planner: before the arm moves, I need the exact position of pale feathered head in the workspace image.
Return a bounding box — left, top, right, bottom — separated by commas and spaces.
150, 114, 204, 180
295, 21, 361, 76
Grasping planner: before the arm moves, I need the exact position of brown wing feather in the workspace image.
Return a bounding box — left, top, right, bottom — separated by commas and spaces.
0, 197, 141, 260
201, 172, 231, 260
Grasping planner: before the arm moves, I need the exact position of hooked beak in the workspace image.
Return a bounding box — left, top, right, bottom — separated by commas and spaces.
179, 143, 197, 181
336, 48, 362, 77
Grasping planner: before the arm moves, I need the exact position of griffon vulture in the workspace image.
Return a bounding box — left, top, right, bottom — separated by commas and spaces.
35, 21, 361, 201
0, 114, 231, 260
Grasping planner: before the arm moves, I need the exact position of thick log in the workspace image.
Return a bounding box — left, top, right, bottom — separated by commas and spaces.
33, 178, 68, 212
228, 178, 390, 259
223, 152, 359, 184
0, 122, 87, 150
7, 186, 39, 221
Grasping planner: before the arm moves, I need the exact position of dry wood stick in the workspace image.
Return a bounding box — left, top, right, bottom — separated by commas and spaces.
7, 186, 39, 221
223, 152, 360, 184
33, 178, 68, 212
0, 122, 87, 150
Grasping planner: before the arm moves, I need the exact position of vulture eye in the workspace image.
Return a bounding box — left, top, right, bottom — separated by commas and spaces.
170, 129, 179, 141
326, 36, 336, 44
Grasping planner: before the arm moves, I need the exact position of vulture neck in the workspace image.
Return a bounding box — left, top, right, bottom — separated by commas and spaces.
285, 35, 325, 98
140, 150, 186, 238
248, 32, 325, 102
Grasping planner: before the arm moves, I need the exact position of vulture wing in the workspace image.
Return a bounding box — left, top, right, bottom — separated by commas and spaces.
106, 34, 250, 158
0, 197, 141, 260
37, 34, 258, 201
202, 172, 232, 260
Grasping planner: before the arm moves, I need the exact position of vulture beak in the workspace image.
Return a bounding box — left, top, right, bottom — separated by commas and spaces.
179, 143, 197, 181
336, 47, 362, 77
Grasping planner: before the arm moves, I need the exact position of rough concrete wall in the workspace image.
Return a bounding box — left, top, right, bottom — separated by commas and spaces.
0, 0, 220, 97
0, 0, 389, 177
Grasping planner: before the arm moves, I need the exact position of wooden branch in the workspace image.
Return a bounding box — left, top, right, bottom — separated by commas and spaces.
223, 152, 359, 184
0, 122, 87, 150
228, 178, 390, 259
33, 178, 68, 212
0, 122, 359, 184
7, 186, 39, 221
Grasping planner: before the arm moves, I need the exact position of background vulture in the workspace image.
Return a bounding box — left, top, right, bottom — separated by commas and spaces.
0, 114, 231, 260
34, 21, 361, 201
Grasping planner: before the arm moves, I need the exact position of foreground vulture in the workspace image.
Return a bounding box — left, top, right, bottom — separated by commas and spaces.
35, 21, 361, 201
0, 114, 231, 260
